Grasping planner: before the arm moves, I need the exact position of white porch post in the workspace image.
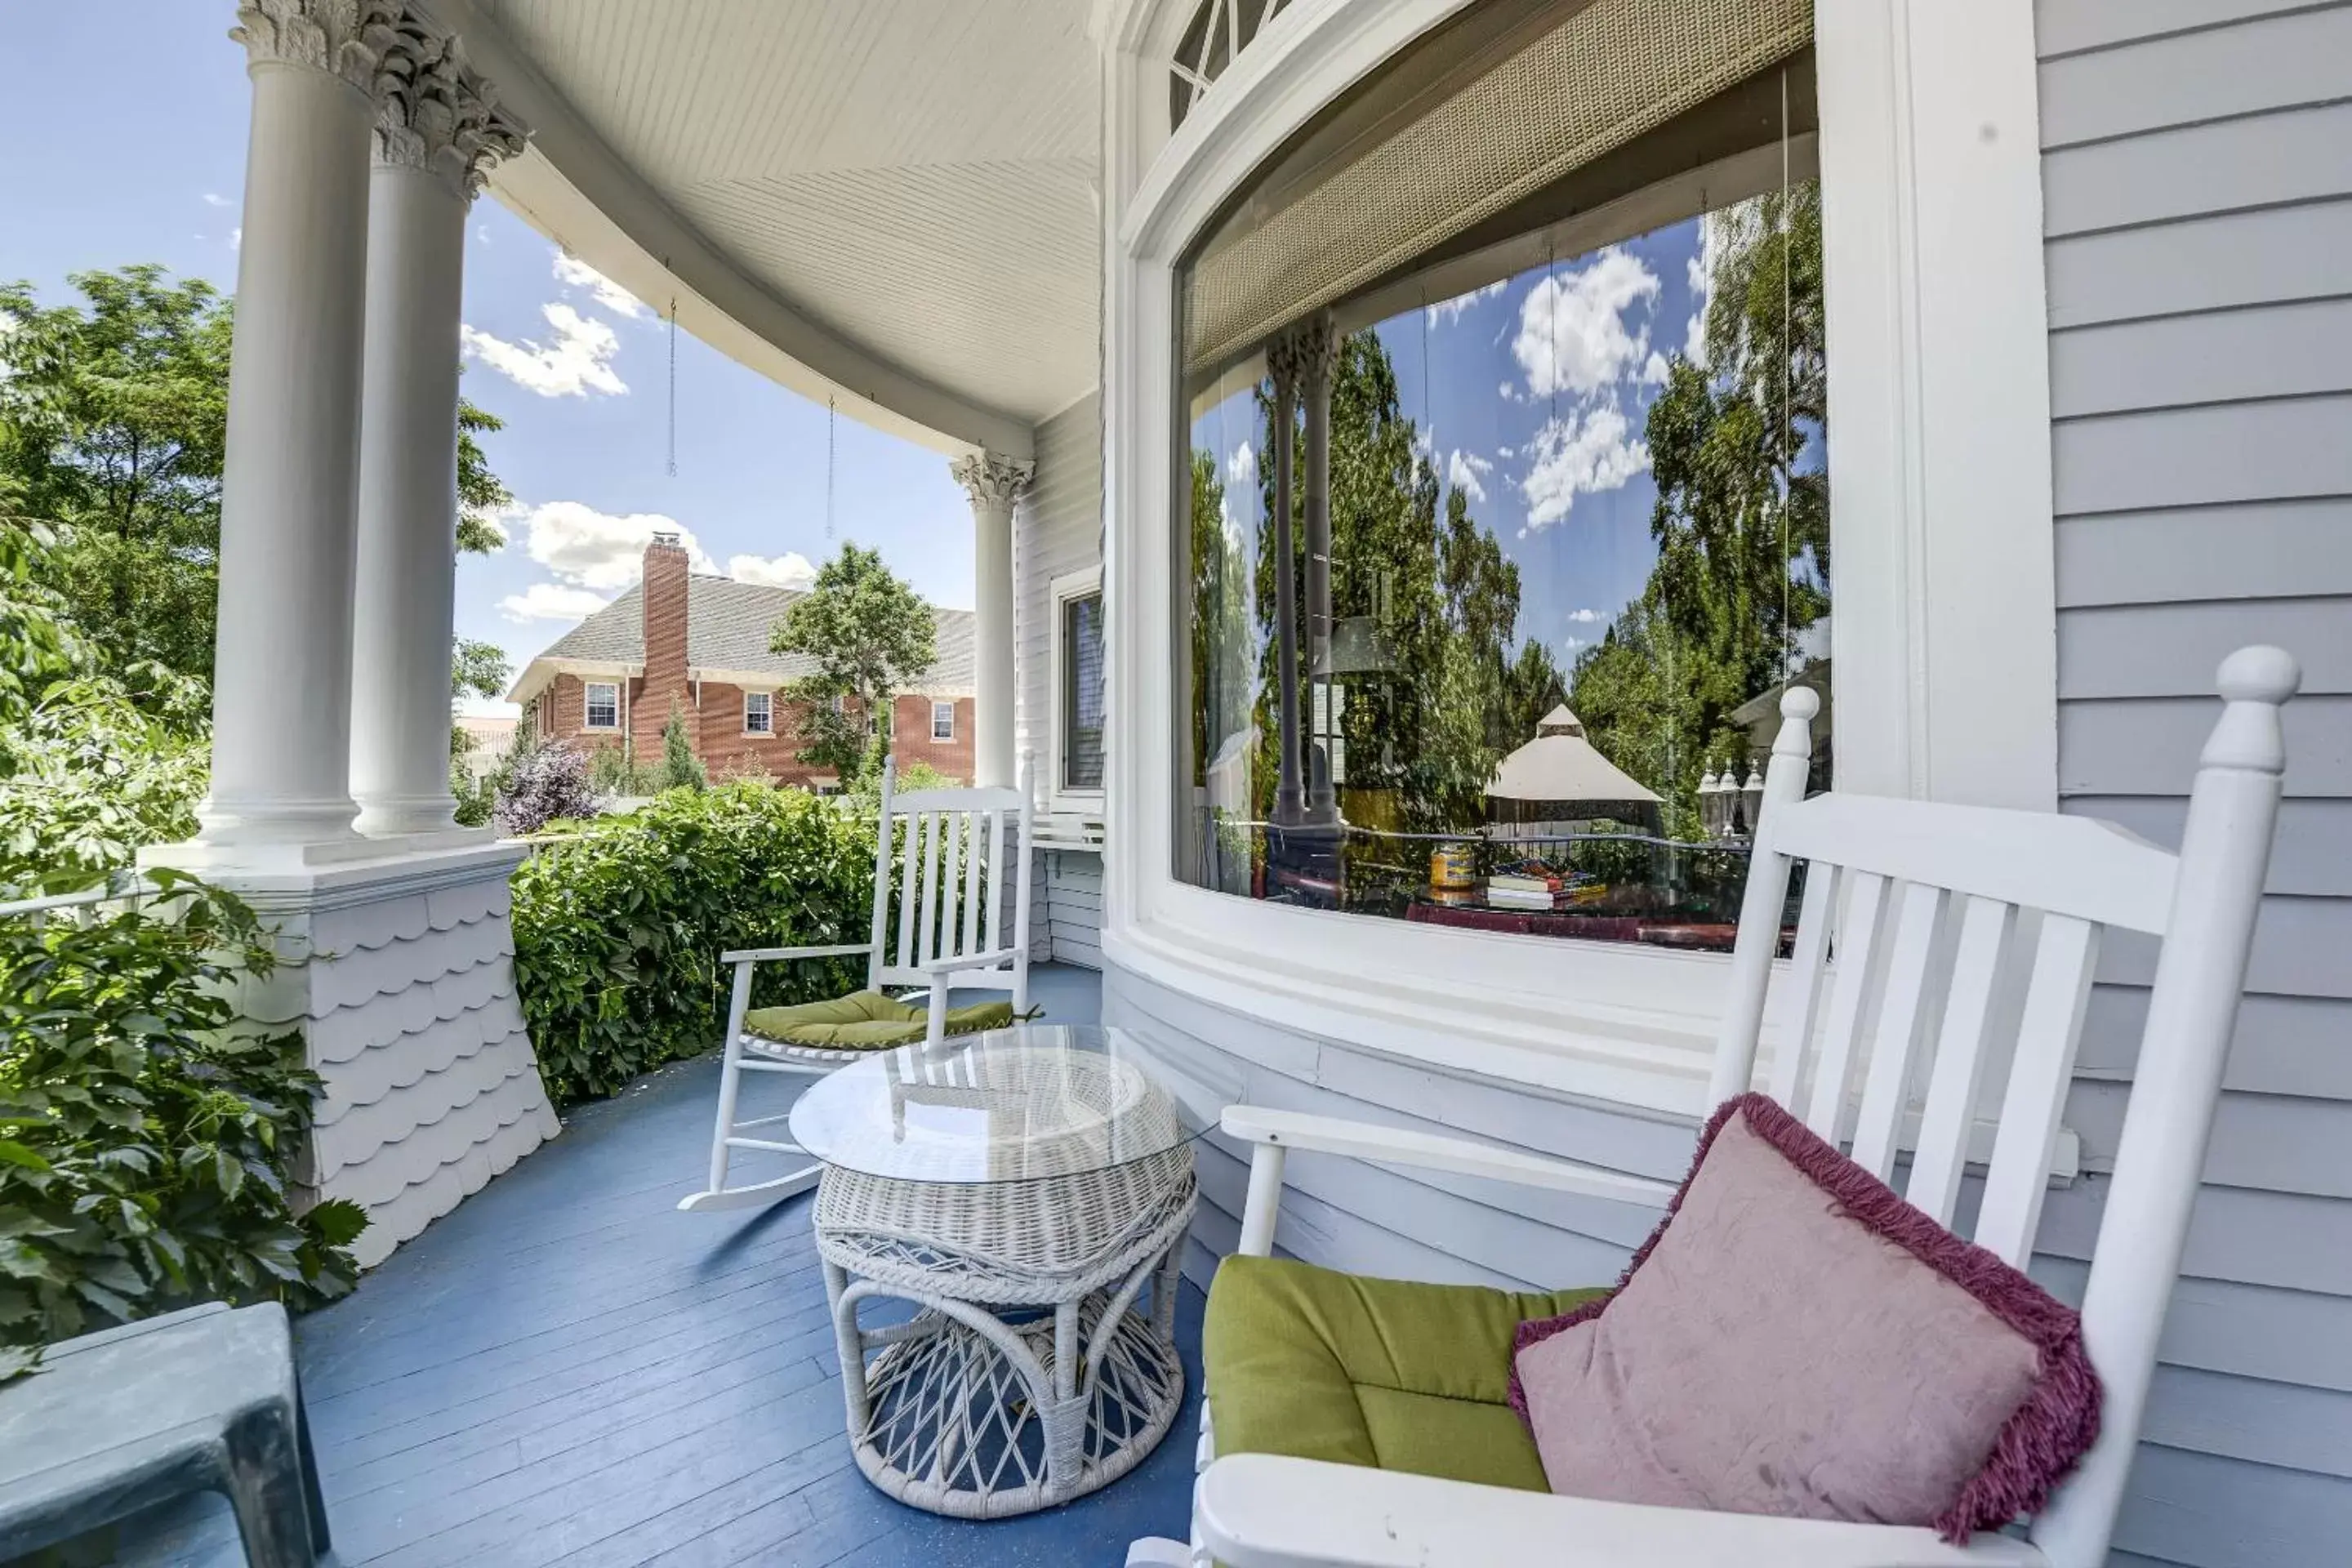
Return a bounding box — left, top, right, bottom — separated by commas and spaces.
351, 20, 523, 836
951, 452, 1033, 790
201, 0, 401, 849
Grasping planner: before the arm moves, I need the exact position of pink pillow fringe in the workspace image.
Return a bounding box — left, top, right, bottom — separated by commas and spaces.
1511, 1092, 2102, 1543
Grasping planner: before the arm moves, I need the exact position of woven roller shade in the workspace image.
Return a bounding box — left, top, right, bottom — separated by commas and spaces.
1183, 0, 1811, 375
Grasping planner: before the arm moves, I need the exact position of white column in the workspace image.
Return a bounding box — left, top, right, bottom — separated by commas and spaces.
198, 1, 399, 849
351, 21, 524, 836
1297, 312, 1338, 825
951, 452, 1033, 790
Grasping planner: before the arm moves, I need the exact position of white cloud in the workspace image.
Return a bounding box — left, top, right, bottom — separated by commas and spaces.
1412, 424, 1438, 462
1496, 444, 1514, 459
1566, 607, 1602, 624
1521, 403, 1650, 531
516, 501, 715, 591
1227, 440, 1257, 489
1512, 247, 1661, 399
461, 303, 626, 399
229, 227, 241, 252
1641, 350, 1670, 386
202, 192, 232, 208
1446, 448, 1492, 505
728, 551, 817, 590
552, 251, 647, 318
499, 581, 612, 623
1425, 278, 1506, 328
1498, 381, 1520, 403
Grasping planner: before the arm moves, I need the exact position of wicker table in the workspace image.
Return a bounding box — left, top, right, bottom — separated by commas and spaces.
788, 1025, 1206, 1517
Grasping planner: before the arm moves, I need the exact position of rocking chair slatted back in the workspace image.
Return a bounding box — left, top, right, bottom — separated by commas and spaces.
867, 762, 1034, 995
1707, 648, 2298, 1568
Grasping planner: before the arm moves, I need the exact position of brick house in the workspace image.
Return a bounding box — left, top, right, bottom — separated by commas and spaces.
504, 534, 976, 788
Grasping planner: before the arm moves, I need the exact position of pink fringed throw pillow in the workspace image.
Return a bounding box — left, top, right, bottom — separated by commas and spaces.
1511, 1093, 2100, 1542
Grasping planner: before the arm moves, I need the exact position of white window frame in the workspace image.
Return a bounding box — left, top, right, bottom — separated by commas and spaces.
1049, 565, 1107, 815
932, 700, 956, 742
742, 688, 773, 737
582, 680, 620, 732
1096, 0, 2058, 1112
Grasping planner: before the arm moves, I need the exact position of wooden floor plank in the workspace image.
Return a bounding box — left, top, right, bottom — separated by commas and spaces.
99, 965, 1209, 1567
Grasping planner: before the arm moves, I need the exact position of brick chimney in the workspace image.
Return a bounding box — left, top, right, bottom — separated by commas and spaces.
637, 532, 695, 766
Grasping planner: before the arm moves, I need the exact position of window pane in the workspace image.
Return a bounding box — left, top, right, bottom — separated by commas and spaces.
933, 701, 955, 740
1174, 47, 1827, 954
1063, 592, 1106, 791
586, 683, 617, 728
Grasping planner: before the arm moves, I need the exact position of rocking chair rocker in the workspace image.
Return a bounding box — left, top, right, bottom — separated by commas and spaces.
1133, 646, 2299, 1568
678, 755, 1035, 1213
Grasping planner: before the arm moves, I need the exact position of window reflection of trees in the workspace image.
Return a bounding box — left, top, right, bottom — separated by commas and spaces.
1184, 182, 1827, 947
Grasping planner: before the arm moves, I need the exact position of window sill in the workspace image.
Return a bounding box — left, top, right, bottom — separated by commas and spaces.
1101, 906, 2079, 1183
581, 724, 619, 733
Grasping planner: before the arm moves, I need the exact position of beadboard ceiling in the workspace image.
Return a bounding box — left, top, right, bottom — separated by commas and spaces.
461, 0, 1102, 448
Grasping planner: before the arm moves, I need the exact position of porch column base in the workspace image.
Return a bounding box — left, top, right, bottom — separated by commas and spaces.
162, 839, 559, 1269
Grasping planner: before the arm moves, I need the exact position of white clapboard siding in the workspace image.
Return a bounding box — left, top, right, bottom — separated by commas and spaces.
1013, 394, 1109, 969
2037, 2, 2352, 1562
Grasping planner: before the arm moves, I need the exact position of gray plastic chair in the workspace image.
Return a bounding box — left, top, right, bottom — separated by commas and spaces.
0, 1300, 327, 1566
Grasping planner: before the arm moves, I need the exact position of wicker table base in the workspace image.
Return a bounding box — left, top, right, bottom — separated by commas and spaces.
814, 1147, 1198, 1518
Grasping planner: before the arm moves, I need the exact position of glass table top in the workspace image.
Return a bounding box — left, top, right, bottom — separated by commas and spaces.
786, 1025, 1216, 1186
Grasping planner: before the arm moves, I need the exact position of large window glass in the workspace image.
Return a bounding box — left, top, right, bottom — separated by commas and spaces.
1174, 6, 1826, 952
1062, 587, 1107, 793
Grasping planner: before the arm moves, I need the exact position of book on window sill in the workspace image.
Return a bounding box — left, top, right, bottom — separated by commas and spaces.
1485, 890, 1561, 911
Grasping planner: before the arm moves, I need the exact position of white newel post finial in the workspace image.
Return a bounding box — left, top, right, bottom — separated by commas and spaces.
351, 16, 527, 837
198, 0, 404, 849
951, 451, 1033, 789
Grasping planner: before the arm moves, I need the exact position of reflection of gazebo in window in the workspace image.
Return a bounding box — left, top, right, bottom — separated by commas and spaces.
1485, 706, 1663, 834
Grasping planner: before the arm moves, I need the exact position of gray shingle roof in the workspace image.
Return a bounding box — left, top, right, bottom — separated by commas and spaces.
537, 575, 976, 694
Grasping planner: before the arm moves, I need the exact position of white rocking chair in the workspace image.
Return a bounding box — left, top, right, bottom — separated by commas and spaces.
1134, 646, 2299, 1568
676, 756, 1035, 1214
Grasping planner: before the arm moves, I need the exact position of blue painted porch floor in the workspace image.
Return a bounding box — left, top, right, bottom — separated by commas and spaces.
103, 964, 1203, 1567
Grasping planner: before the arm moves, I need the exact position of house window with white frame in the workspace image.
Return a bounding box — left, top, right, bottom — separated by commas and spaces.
932, 700, 955, 742
583, 681, 619, 731
1171, 15, 1827, 950
742, 689, 773, 736
1055, 570, 1107, 798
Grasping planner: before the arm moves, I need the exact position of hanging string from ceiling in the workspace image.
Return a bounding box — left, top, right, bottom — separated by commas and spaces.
666, 296, 679, 479
826, 394, 838, 540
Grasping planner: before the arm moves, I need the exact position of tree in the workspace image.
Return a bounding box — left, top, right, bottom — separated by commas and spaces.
449, 640, 511, 827
658, 701, 707, 792
1571, 182, 1829, 823
456, 397, 514, 555
770, 542, 937, 782
0, 265, 522, 880
0, 267, 229, 680
0, 267, 515, 686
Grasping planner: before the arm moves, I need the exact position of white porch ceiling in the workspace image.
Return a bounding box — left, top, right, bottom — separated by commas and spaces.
450, 0, 1102, 452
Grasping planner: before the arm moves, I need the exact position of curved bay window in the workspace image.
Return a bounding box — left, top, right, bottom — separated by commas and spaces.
1174, 0, 1829, 953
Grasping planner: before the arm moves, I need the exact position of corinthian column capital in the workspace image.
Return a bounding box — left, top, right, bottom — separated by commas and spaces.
950, 452, 1036, 511
231, 0, 405, 96
1268, 311, 1339, 395
375, 16, 529, 197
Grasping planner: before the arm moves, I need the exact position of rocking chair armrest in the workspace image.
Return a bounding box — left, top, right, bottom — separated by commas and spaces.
1196, 1454, 2047, 1568
1219, 1106, 1677, 1209
718, 942, 875, 967
918, 947, 1023, 975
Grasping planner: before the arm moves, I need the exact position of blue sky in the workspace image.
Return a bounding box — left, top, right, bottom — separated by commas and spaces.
0, 1, 974, 715
1193, 212, 1716, 674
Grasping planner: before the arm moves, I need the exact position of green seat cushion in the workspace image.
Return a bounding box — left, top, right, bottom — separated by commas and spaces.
1205, 1254, 1606, 1490
741, 989, 1015, 1050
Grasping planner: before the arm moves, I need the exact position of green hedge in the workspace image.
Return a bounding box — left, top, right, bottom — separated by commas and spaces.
510, 783, 882, 1106
0, 875, 366, 1364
